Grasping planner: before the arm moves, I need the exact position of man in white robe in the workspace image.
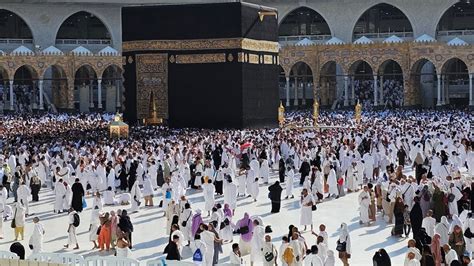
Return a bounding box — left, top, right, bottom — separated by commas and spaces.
201, 226, 217, 266
401, 179, 415, 210
224, 177, 238, 211
130, 180, 142, 213
103, 187, 116, 205
202, 180, 216, 216
448, 183, 463, 217
358, 186, 371, 225
29, 216, 45, 254
248, 173, 259, 202
346, 162, 357, 192
250, 220, 265, 266
444, 244, 458, 265
327, 165, 338, 198
300, 188, 313, 231
237, 171, 247, 197
260, 159, 270, 184
54, 179, 66, 213
435, 216, 450, 246
421, 210, 436, 238
285, 167, 295, 199
17, 181, 31, 215
362, 153, 374, 181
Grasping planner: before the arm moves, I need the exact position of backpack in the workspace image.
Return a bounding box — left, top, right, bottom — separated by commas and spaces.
73, 213, 80, 227
193, 248, 203, 262
448, 193, 455, 203
282, 246, 295, 264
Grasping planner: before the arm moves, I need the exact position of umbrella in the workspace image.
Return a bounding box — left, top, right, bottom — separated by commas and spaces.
240, 142, 253, 150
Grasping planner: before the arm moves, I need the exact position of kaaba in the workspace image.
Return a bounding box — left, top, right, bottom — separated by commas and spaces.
122, 2, 279, 128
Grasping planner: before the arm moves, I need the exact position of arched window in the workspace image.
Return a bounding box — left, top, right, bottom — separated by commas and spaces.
353, 4, 413, 38
437, 2, 474, 32
0, 9, 32, 39
57, 11, 110, 40
279, 7, 330, 37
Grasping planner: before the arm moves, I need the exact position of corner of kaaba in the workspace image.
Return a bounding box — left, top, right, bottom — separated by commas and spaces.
121, 2, 279, 129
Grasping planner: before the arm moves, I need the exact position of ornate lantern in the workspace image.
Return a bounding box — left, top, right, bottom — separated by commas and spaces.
109, 113, 129, 138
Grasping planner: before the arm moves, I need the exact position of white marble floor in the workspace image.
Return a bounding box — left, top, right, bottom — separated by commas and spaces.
1, 170, 420, 266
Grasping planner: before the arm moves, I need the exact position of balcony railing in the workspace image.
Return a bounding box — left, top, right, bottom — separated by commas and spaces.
437, 30, 474, 37
353, 31, 414, 39
279, 34, 332, 45
55, 39, 111, 45
0, 38, 33, 44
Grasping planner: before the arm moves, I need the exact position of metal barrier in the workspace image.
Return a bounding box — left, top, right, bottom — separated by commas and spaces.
0, 258, 64, 266
83, 256, 140, 266
29, 252, 85, 265
146, 259, 194, 266
0, 251, 19, 259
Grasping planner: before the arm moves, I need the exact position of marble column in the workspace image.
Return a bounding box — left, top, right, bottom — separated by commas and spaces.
351, 76, 355, 105
9, 80, 13, 110
469, 73, 473, 106
39, 79, 44, 110
293, 77, 298, 106
302, 79, 307, 106
437, 74, 442, 106
379, 76, 384, 105
97, 78, 102, 109
373, 75, 378, 106
445, 76, 449, 104
441, 75, 445, 105
116, 79, 121, 110
89, 80, 94, 108
343, 76, 348, 106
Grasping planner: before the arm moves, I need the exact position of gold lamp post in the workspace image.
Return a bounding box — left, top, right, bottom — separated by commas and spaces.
313, 99, 319, 128
278, 101, 285, 127
145, 92, 163, 125
355, 100, 362, 124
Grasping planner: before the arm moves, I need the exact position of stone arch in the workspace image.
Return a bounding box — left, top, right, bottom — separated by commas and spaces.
0, 65, 9, 82
75, 63, 100, 78
74, 64, 98, 112
440, 57, 469, 74
12, 65, 39, 111
437, 1, 474, 33
55, 11, 113, 43
348, 60, 376, 106
278, 65, 288, 105
349, 60, 374, 76
289, 61, 314, 108
101, 64, 123, 112
319, 60, 345, 106
409, 58, 438, 107
42, 64, 69, 109
377, 59, 404, 107
0, 9, 34, 40
440, 57, 469, 106
279, 6, 332, 38
352, 3, 414, 40
14, 65, 39, 81
376, 58, 405, 75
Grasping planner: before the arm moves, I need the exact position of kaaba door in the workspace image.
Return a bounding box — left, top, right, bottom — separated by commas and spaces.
135, 54, 169, 121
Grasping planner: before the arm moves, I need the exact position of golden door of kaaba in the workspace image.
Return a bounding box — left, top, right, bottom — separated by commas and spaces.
135, 53, 169, 122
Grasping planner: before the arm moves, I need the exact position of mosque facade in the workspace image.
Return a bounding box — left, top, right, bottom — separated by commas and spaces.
0, 0, 472, 112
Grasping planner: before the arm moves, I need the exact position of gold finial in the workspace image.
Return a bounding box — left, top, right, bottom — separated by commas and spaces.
355, 100, 362, 123
114, 112, 122, 122
278, 101, 285, 127
313, 99, 319, 128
